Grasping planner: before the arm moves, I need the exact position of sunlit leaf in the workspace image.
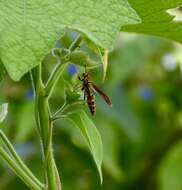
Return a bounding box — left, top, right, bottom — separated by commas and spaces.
123, 0, 182, 44
0, 0, 140, 81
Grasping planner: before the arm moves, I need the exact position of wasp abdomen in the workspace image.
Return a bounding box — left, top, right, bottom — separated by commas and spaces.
87, 95, 96, 116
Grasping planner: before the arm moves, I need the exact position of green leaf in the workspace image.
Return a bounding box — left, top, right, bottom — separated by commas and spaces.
158, 141, 182, 190
99, 122, 124, 181
0, 103, 8, 123
68, 111, 103, 183
123, 0, 182, 44
0, 0, 140, 81
61, 89, 84, 114
65, 89, 81, 105
69, 51, 99, 69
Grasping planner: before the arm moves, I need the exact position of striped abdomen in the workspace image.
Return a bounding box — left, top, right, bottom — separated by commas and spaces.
87, 94, 96, 116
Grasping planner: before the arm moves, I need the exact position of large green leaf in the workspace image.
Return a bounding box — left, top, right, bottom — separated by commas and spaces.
0, 0, 140, 81
68, 111, 103, 183
123, 1, 182, 44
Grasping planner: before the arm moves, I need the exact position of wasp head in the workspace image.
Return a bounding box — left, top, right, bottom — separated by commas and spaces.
82, 73, 89, 79
78, 72, 88, 81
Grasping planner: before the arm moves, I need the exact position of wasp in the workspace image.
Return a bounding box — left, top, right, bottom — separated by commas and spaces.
78, 72, 112, 116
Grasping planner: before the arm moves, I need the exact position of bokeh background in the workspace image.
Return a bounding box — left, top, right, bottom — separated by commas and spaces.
0, 19, 182, 190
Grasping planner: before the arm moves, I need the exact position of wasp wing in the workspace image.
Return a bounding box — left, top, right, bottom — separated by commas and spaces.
91, 83, 112, 107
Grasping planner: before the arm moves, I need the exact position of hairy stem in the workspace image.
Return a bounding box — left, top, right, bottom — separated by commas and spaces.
33, 64, 61, 190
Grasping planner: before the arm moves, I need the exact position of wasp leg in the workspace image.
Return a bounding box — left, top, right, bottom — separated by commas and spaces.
81, 86, 84, 91
78, 75, 83, 81
83, 90, 86, 101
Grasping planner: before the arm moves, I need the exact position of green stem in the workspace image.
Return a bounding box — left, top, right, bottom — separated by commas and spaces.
0, 130, 44, 189
45, 61, 67, 98
32, 35, 83, 190
46, 122, 62, 190
31, 68, 48, 186
33, 64, 61, 190
52, 103, 67, 118
69, 35, 82, 52
45, 35, 82, 97
0, 147, 42, 190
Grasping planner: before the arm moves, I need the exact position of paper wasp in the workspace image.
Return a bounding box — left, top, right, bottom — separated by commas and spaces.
78, 70, 112, 116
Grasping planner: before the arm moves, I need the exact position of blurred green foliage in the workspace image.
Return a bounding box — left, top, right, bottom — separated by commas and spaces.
0, 31, 182, 190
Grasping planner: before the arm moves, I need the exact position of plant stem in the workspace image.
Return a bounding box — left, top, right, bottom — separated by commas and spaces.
69, 35, 82, 51
0, 130, 44, 189
45, 61, 67, 98
46, 121, 62, 190
33, 64, 61, 190
0, 147, 42, 190
32, 35, 83, 190
45, 34, 82, 97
